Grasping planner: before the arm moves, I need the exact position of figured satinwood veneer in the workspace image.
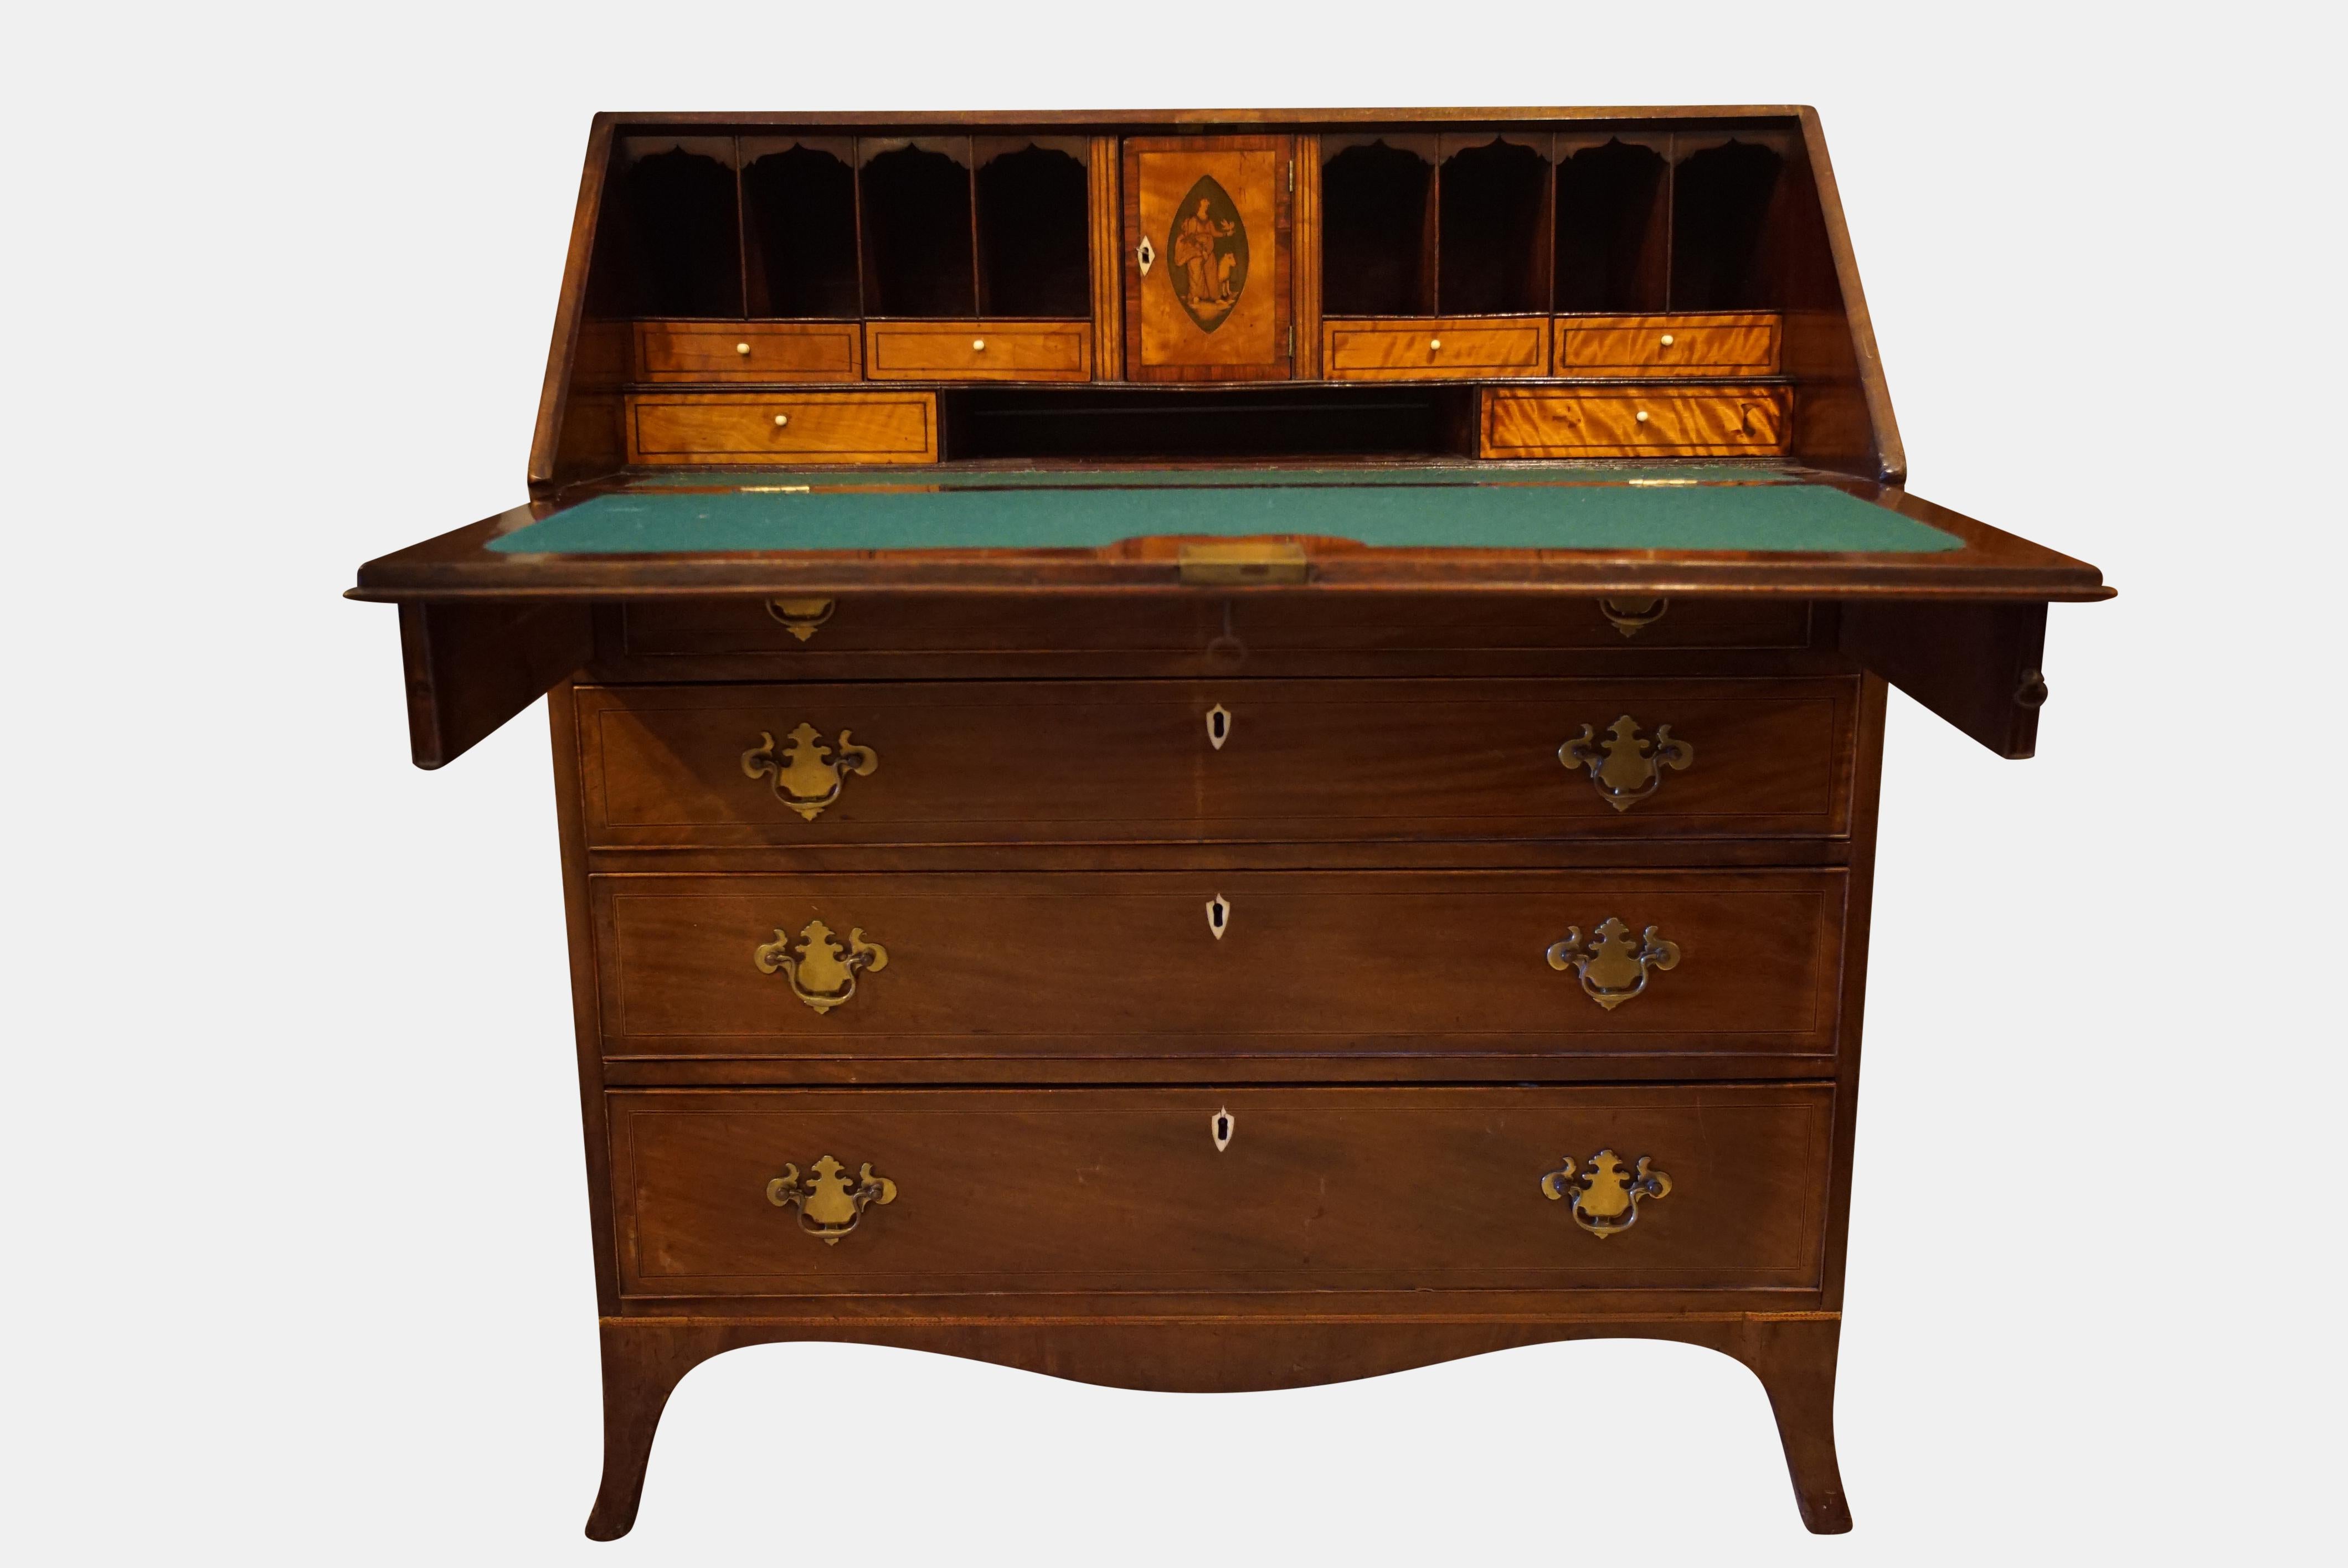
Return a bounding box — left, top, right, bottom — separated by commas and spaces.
1556, 312, 1782, 377
863, 319, 1091, 381
1482, 384, 1790, 457
1322, 316, 1549, 379
632, 321, 862, 383
624, 391, 936, 465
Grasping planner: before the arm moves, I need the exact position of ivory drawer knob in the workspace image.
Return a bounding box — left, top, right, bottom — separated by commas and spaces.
1635, 410, 1650, 423
972, 338, 986, 352
773, 413, 791, 427
1660, 333, 1676, 347
1429, 337, 1443, 351
736, 342, 753, 355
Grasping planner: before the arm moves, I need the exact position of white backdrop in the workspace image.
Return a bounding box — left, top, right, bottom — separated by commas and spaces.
8, 3, 2339, 1563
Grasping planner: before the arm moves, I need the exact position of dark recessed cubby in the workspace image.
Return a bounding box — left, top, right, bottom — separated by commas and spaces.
1322, 138, 1436, 316
1437, 136, 1550, 314
860, 140, 977, 318
1553, 136, 1670, 313
607, 137, 743, 318
946, 386, 1472, 460
1671, 137, 1787, 310
742, 138, 859, 319
975, 138, 1091, 318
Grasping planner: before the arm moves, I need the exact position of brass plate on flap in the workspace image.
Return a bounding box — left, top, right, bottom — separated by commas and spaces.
1177, 541, 1309, 585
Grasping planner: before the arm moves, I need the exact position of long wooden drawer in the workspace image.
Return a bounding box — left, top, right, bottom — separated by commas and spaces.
1323, 317, 1549, 380
609, 1085, 1833, 1297
1555, 313, 1781, 377
864, 320, 1091, 381
625, 392, 937, 465
593, 869, 1845, 1065
1481, 386, 1789, 457
615, 594, 1818, 663
577, 677, 1855, 848
632, 321, 862, 383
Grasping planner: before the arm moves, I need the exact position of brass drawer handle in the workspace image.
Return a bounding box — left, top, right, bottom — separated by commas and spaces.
1598, 595, 1669, 637
742, 724, 877, 821
1546, 919, 1680, 1010
767, 1155, 897, 1245
1541, 1149, 1672, 1239
755, 919, 888, 1014
764, 596, 836, 642
1560, 715, 1692, 812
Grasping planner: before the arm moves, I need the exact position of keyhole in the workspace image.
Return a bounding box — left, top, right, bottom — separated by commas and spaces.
1206, 894, 1230, 939
1206, 704, 1231, 750
1211, 1110, 1234, 1152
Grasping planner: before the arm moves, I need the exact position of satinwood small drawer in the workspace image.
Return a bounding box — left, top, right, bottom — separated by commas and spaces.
863, 321, 1091, 381
575, 677, 1856, 848
632, 321, 862, 383
608, 1084, 1832, 1298
1554, 313, 1782, 378
1323, 317, 1549, 380
625, 392, 936, 465
1481, 385, 1790, 457
591, 868, 1845, 1067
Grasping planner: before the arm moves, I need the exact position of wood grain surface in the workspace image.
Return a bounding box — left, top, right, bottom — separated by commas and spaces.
1482, 385, 1790, 457
1556, 312, 1782, 376
592, 868, 1846, 1061
632, 321, 861, 383
624, 391, 937, 464
607, 1084, 1834, 1297
1324, 316, 1549, 379
863, 320, 1091, 381
576, 675, 1856, 847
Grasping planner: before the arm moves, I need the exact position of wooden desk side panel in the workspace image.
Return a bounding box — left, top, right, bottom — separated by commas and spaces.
1819, 672, 1887, 1312
532, 115, 617, 496
552, 682, 624, 1317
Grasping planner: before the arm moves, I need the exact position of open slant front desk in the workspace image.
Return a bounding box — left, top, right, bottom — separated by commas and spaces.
352, 108, 2108, 1540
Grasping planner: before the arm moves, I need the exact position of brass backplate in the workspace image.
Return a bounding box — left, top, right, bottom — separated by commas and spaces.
1177, 540, 1310, 585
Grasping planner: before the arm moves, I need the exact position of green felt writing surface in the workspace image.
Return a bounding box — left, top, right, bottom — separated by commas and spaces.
488, 467, 1961, 556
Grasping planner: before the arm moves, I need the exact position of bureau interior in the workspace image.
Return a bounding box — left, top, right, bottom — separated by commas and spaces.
553, 114, 1867, 479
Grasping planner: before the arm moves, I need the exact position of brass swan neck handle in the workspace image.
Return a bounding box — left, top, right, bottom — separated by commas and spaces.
755, 920, 889, 1014
743, 723, 878, 822
1560, 715, 1692, 812
1541, 1149, 1672, 1238
767, 1155, 897, 1244
1546, 918, 1680, 1010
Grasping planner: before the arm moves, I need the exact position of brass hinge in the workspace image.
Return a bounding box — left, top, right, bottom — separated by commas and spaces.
1177, 540, 1309, 586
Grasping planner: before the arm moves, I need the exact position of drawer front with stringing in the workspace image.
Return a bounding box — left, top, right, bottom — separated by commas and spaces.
1555, 313, 1782, 377
1324, 317, 1549, 380
1482, 386, 1789, 457
609, 1084, 1834, 1297
625, 392, 937, 464
593, 869, 1845, 1064
614, 594, 1819, 663
578, 677, 1855, 848
864, 321, 1092, 381
632, 321, 862, 383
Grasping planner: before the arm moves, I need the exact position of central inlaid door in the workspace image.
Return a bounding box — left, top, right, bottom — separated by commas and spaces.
1122, 135, 1295, 380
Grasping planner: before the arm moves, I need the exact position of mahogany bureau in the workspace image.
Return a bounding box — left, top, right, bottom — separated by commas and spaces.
351, 107, 2110, 1539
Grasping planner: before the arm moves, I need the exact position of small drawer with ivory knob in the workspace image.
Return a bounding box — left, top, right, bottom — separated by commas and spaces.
1554, 313, 1782, 378
1322, 317, 1549, 380
631, 321, 863, 383
1481, 385, 1789, 457
863, 320, 1092, 381
624, 391, 937, 464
